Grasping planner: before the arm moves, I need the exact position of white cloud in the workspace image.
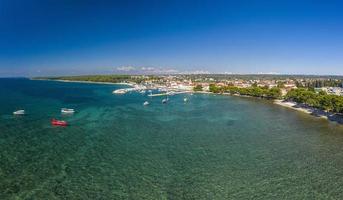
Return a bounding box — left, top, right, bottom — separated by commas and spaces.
114, 65, 181, 74
116, 66, 136, 71
141, 67, 155, 71
164, 69, 179, 73
181, 70, 211, 74
140, 67, 179, 74
257, 72, 280, 75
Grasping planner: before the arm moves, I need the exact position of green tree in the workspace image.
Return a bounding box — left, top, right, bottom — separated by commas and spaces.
193, 85, 203, 91
277, 82, 285, 88
266, 87, 281, 99
318, 90, 327, 95
319, 95, 334, 112
209, 84, 221, 93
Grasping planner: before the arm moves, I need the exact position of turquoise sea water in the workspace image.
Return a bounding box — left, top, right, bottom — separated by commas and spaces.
1, 78, 343, 199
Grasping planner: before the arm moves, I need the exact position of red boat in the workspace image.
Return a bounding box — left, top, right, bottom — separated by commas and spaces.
51, 119, 68, 126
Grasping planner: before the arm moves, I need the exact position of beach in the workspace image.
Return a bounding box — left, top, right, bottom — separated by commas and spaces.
274, 100, 314, 115
198, 91, 343, 125
274, 99, 343, 125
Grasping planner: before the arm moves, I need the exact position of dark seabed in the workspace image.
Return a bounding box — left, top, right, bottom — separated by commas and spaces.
1, 78, 343, 199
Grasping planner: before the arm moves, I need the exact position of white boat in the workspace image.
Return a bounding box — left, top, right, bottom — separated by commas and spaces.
61, 108, 75, 114
184, 98, 188, 102
143, 101, 149, 106
162, 98, 168, 104
158, 88, 168, 92
13, 110, 25, 115
113, 89, 126, 94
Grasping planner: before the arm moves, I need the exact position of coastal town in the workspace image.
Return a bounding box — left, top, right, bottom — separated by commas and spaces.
40, 74, 343, 120
125, 74, 343, 97
46, 74, 343, 97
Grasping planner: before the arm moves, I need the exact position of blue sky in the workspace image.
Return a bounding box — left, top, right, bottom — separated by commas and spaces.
0, 0, 342, 77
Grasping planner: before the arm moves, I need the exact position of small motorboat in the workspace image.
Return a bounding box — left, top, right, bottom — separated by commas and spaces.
162, 98, 168, 104
61, 108, 75, 114
183, 98, 188, 102
112, 89, 126, 94
143, 101, 149, 106
51, 119, 68, 126
13, 110, 25, 115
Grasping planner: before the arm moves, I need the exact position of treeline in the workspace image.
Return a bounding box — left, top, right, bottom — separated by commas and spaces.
208, 84, 282, 99
45, 75, 152, 84
303, 79, 343, 88
285, 88, 343, 113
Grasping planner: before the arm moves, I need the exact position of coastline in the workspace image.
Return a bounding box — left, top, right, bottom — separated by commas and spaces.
28, 80, 343, 125
194, 91, 252, 98
31, 78, 135, 87
274, 100, 314, 115
197, 91, 343, 125
274, 99, 343, 125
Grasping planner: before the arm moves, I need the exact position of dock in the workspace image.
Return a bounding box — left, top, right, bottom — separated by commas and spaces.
148, 93, 168, 97
148, 91, 192, 97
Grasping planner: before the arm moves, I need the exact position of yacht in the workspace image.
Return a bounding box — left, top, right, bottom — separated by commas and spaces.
13, 110, 25, 115
61, 108, 75, 114
143, 101, 149, 106
113, 89, 126, 94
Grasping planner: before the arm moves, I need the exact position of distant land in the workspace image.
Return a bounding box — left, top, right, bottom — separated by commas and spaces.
33, 74, 343, 82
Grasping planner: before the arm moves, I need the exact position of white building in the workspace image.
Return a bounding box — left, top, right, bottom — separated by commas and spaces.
318, 87, 343, 96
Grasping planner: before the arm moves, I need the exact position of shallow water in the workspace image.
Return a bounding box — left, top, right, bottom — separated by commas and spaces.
1, 78, 343, 199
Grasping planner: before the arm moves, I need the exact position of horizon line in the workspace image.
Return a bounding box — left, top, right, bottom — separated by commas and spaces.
2, 73, 343, 79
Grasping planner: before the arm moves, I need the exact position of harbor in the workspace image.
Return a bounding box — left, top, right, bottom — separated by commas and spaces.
112, 83, 193, 96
